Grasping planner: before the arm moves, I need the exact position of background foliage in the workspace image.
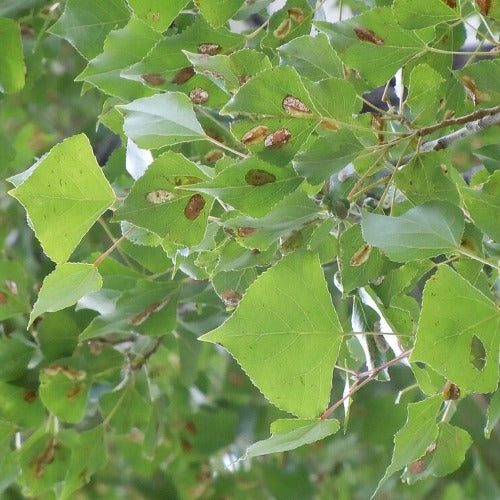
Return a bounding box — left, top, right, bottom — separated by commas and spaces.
0, 0, 499, 498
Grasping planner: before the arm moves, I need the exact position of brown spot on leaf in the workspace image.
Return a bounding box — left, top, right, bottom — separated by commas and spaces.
174, 175, 200, 186
288, 7, 305, 23
141, 74, 165, 86
44, 365, 87, 381
282, 95, 312, 116
146, 189, 174, 204
184, 194, 206, 220
245, 169, 276, 186
444, 0, 456, 7
221, 290, 242, 308
198, 43, 221, 55
264, 128, 291, 149
354, 26, 384, 45
409, 458, 427, 475
172, 66, 195, 85
281, 230, 303, 252
350, 244, 372, 266
66, 383, 85, 400
320, 118, 339, 131
181, 437, 192, 452
237, 227, 257, 237
130, 297, 171, 326
442, 381, 460, 400
32, 438, 58, 478
238, 74, 251, 86
241, 125, 269, 145
462, 75, 490, 105
273, 18, 292, 39
204, 149, 224, 163
0, 292, 7, 304
185, 420, 198, 434
189, 87, 209, 104
476, 0, 491, 15
24, 390, 37, 402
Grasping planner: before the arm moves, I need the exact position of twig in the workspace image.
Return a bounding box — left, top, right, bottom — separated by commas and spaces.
132, 335, 165, 371
93, 226, 134, 267
320, 349, 412, 420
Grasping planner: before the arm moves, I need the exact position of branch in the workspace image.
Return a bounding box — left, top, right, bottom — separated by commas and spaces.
397, 108, 500, 167
320, 349, 412, 420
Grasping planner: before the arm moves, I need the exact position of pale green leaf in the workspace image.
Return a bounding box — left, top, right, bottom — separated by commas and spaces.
0, 17, 25, 93
8, 134, 116, 264
197, 0, 245, 27
29, 263, 102, 328
48, 0, 131, 59
376, 395, 442, 493
244, 418, 340, 458
361, 201, 465, 263
119, 92, 206, 149
76, 16, 162, 100
393, 0, 458, 29
278, 33, 344, 80
411, 265, 500, 393
200, 251, 344, 418
127, 0, 189, 30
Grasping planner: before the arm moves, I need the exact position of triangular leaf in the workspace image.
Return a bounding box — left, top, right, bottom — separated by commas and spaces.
200, 251, 344, 418
8, 134, 116, 264
411, 265, 500, 393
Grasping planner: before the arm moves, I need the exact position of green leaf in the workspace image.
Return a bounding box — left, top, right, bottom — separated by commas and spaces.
221, 191, 320, 251
339, 224, 394, 295
39, 361, 90, 423
244, 418, 340, 458
361, 201, 465, 263
0, 335, 35, 381
8, 134, 116, 264
185, 48, 272, 94
394, 151, 460, 205
197, 0, 245, 28
261, 0, 313, 50
121, 16, 245, 85
459, 170, 500, 242
37, 311, 80, 362
188, 158, 302, 217
402, 423, 472, 483
221, 66, 318, 118
127, 0, 189, 31
113, 151, 213, 246
293, 130, 365, 185
411, 265, 500, 393
0, 18, 25, 93
0, 381, 45, 428
278, 33, 344, 80
60, 426, 108, 499
455, 60, 500, 107
200, 251, 344, 418
316, 7, 434, 86
29, 263, 103, 328
18, 430, 71, 496
0, 260, 30, 320
406, 64, 445, 126
393, 0, 458, 29
76, 16, 162, 100
119, 92, 206, 149
485, 390, 500, 439
376, 395, 442, 492
48, 0, 131, 59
